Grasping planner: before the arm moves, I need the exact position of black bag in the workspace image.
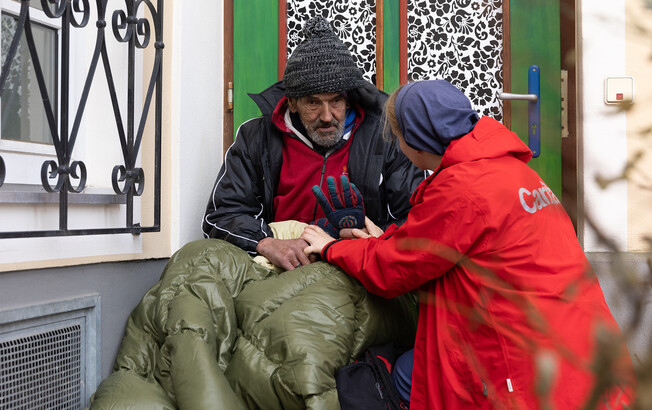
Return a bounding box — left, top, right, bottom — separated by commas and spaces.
335, 344, 409, 410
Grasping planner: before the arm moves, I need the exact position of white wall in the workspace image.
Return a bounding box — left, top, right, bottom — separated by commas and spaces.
579, 0, 628, 252
579, 0, 652, 362
169, 0, 224, 253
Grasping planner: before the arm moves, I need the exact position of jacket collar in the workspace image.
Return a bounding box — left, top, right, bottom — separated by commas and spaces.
270, 95, 364, 154
410, 116, 533, 206
249, 81, 287, 116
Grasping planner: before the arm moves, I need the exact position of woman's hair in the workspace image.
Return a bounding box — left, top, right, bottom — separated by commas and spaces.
382, 84, 406, 143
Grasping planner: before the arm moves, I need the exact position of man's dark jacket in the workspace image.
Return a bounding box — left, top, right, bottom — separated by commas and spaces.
202, 81, 424, 253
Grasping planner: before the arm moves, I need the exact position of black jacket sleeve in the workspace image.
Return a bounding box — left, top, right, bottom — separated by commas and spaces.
201, 118, 273, 253
381, 137, 424, 227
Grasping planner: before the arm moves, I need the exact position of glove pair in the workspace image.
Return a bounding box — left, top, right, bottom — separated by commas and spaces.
311, 175, 365, 239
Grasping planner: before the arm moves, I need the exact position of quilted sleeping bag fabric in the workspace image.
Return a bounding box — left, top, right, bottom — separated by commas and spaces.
89, 238, 418, 409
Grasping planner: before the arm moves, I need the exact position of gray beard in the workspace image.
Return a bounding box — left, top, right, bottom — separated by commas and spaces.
306, 120, 345, 148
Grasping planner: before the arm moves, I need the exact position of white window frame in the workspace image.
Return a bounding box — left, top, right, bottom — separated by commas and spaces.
0, 0, 60, 169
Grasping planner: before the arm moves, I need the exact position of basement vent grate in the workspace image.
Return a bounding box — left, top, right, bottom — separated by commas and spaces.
0, 324, 82, 409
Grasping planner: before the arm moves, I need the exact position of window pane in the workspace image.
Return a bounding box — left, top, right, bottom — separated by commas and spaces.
4, 0, 54, 13
1, 13, 57, 145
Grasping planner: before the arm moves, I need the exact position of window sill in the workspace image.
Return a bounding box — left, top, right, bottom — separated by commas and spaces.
0, 184, 126, 205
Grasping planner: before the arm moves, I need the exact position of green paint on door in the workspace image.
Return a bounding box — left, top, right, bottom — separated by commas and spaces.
234, 1, 278, 132
383, 0, 400, 93
510, 0, 562, 197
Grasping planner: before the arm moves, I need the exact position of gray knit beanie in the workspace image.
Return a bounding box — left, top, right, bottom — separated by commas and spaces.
283, 17, 365, 98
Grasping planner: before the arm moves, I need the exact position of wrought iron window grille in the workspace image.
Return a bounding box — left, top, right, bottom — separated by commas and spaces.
0, 0, 163, 238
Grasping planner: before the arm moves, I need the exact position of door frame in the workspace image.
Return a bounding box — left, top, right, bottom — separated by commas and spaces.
560, 0, 579, 232
223, 0, 233, 157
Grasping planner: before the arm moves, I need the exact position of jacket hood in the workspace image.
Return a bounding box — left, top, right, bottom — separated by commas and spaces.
440, 116, 532, 169
249, 81, 288, 117
411, 117, 532, 206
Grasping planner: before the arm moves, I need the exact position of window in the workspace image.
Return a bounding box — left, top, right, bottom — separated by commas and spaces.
0, 0, 59, 161
0, 0, 164, 267
1, 10, 58, 145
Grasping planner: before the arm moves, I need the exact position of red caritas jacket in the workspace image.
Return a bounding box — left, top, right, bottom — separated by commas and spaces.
323, 117, 634, 409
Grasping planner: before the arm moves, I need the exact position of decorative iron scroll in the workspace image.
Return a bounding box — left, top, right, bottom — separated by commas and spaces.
0, 0, 163, 238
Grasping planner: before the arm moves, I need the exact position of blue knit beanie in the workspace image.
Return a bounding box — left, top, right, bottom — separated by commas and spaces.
395, 80, 479, 155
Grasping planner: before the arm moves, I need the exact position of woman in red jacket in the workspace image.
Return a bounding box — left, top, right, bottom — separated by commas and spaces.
302, 80, 634, 409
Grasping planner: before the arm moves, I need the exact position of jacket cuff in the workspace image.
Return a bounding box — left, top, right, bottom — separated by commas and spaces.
321, 239, 343, 262
380, 223, 399, 239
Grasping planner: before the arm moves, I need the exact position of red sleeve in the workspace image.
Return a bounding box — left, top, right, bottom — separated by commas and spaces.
380, 223, 399, 238
323, 181, 487, 298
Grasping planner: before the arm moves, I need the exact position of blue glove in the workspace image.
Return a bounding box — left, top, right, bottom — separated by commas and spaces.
312, 175, 365, 231
311, 218, 340, 239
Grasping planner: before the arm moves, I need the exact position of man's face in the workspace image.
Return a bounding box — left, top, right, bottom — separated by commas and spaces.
288, 93, 349, 148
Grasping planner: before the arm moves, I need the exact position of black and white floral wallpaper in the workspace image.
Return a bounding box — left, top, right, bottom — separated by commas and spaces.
407, 0, 503, 120
286, 0, 503, 120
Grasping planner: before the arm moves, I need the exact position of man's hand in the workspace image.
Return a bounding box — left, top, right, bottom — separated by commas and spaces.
256, 237, 311, 271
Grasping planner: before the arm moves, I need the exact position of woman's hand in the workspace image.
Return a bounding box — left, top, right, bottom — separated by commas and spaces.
340, 216, 384, 239
302, 217, 384, 257
301, 225, 337, 256
362, 216, 384, 237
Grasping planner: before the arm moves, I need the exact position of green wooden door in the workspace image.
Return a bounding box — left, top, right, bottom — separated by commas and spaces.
231, 0, 563, 199
233, 1, 278, 131
509, 0, 562, 197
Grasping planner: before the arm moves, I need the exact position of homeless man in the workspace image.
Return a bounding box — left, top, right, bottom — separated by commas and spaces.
202, 16, 424, 271
88, 16, 424, 410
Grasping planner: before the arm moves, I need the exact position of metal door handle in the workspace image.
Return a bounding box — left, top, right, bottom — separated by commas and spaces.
498, 65, 541, 157
498, 92, 538, 102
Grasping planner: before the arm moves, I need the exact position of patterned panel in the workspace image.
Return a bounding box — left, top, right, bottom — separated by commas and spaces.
286, 0, 377, 84
408, 0, 504, 121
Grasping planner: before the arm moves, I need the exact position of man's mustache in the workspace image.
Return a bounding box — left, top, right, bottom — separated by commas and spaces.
315, 120, 340, 129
